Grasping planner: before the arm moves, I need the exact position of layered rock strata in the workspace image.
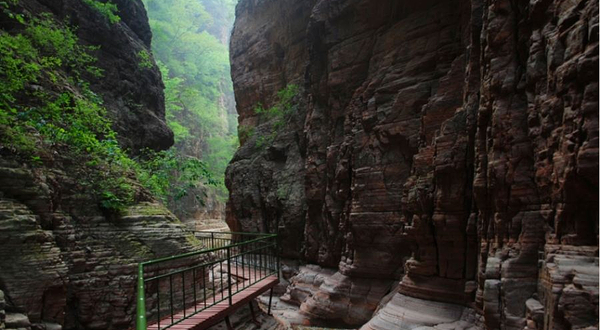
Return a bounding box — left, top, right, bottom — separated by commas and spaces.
0, 290, 4, 329
226, 0, 599, 328
362, 293, 483, 330
226, 0, 318, 258
0, 160, 200, 329
278, 265, 392, 327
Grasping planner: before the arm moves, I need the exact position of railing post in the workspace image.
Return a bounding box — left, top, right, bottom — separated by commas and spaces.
275, 235, 280, 280
211, 232, 215, 249
227, 246, 233, 306
136, 263, 147, 330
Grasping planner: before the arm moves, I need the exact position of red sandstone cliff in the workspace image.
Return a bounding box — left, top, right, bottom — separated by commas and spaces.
226, 0, 599, 329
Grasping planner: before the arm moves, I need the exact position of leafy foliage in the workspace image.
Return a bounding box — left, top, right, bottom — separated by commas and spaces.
0, 15, 130, 212
82, 0, 121, 24
1, 0, 25, 23
137, 49, 153, 69
237, 125, 255, 145
251, 84, 299, 148
0, 15, 106, 144
0, 13, 212, 213
255, 84, 298, 126
143, 0, 239, 208
135, 149, 218, 205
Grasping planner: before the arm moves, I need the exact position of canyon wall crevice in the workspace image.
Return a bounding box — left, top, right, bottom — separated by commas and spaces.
227, 0, 598, 329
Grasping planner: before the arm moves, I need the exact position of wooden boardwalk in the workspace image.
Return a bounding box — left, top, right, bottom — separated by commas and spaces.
146, 267, 278, 330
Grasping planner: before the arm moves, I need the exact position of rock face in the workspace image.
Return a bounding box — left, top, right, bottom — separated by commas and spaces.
361, 293, 482, 330
279, 265, 392, 327
0, 175, 198, 329
227, 0, 317, 258
0, 156, 202, 330
19, 0, 173, 152
0, 1, 194, 329
0, 290, 5, 329
226, 0, 599, 329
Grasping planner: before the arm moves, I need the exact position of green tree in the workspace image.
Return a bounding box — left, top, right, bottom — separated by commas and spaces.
143, 0, 238, 215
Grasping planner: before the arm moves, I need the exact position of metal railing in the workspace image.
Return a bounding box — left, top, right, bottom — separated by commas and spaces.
136, 232, 279, 330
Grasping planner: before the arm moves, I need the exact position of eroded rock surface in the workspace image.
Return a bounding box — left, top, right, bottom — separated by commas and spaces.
227, 0, 599, 328
361, 293, 481, 330
226, 0, 317, 258
0, 159, 200, 329
278, 265, 392, 326
0, 291, 5, 329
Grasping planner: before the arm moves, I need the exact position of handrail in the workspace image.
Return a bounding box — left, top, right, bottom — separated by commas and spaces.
194, 230, 274, 236
140, 233, 276, 266
144, 243, 277, 282
135, 231, 278, 330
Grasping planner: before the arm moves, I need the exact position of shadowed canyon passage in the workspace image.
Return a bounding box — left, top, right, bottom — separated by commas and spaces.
0, 0, 597, 330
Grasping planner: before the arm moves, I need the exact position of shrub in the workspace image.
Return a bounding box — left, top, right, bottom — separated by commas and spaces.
1, 1, 24, 24
250, 84, 299, 149
137, 49, 153, 69
253, 84, 299, 122
82, 0, 121, 24
134, 149, 217, 205
238, 125, 255, 144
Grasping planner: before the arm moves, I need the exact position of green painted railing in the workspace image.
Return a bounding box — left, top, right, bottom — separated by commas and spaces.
135, 232, 279, 330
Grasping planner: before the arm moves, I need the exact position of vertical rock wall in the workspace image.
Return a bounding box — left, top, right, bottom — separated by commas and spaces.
226, 0, 317, 258
227, 0, 598, 329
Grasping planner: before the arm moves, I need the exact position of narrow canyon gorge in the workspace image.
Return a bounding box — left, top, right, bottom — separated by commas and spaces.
0, 0, 597, 330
